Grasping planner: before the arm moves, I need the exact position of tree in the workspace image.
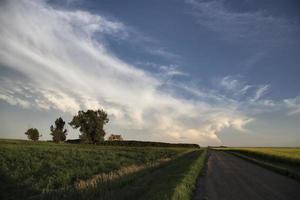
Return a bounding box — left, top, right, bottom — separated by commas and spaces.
69, 109, 109, 143
50, 117, 67, 142
25, 128, 41, 141
108, 134, 123, 141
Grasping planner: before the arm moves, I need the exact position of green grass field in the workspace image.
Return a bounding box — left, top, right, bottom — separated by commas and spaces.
0, 139, 205, 200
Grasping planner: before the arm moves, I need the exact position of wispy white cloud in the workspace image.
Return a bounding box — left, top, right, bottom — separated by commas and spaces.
147, 48, 180, 60
214, 77, 300, 117
0, 0, 255, 145
252, 85, 270, 101
284, 97, 300, 116
135, 62, 188, 78
218, 76, 269, 103
219, 76, 253, 97
217, 76, 271, 102
186, 0, 298, 44
220, 76, 240, 91
159, 65, 188, 77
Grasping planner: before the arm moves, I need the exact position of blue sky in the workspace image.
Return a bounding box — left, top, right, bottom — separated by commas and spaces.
0, 0, 299, 146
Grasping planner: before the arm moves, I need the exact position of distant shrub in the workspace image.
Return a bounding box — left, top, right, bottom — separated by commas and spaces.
108, 134, 123, 141
25, 128, 41, 141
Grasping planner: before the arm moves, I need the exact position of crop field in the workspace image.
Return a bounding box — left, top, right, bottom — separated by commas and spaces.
0, 139, 205, 200
219, 147, 300, 166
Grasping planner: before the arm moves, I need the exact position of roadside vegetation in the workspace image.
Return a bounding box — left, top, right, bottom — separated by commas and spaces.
218, 147, 300, 181
0, 139, 205, 200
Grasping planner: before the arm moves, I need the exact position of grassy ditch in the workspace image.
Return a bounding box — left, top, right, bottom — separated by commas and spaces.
171, 149, 207, 200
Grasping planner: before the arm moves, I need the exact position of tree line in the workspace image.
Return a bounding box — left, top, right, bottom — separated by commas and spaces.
24, 108, 200, 148
25, 109, 109, 143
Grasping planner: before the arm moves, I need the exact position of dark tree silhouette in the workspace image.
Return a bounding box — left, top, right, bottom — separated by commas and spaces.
69, 109, 109, 143
50, 117, 67, 142
25, 128, 41, 141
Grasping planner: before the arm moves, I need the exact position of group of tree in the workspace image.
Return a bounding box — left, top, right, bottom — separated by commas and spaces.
24, 109, 110, 143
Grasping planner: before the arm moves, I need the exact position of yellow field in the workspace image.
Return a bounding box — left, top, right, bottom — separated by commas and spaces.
219, 147, 300, 167
232, 148, 300, 159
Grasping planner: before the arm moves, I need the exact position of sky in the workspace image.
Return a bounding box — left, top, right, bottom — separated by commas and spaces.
0, 0, 300, 146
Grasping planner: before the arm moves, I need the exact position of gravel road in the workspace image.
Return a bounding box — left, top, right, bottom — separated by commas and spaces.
193, 150, 300, 200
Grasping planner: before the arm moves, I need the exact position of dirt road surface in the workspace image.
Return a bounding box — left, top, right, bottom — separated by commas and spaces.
193, 150, 300, 200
